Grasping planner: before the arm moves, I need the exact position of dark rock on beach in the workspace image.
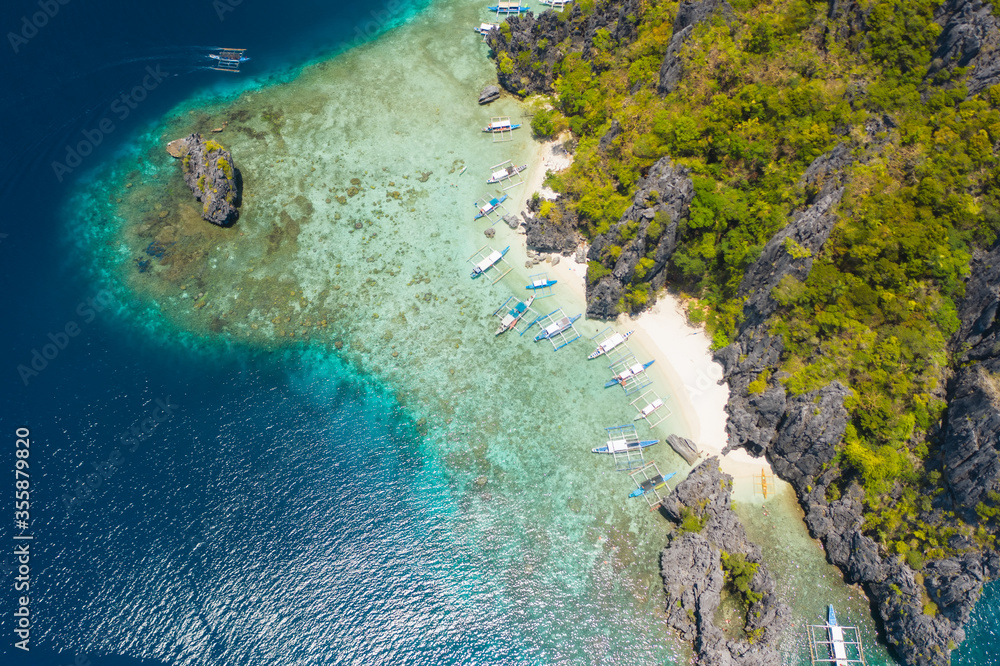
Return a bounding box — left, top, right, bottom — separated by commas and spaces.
171, 133, 242, 227
659, 459, 790, 664
586, 156, 694, 319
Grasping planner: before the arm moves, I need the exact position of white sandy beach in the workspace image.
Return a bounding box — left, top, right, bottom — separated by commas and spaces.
514, 138, 780, 493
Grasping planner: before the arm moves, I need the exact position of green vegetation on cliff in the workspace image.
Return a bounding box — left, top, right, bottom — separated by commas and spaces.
496, 0, 1000, 555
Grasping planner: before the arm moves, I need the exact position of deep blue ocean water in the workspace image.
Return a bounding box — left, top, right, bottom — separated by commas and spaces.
0, 1, 527, 663
2, 0, 998, 664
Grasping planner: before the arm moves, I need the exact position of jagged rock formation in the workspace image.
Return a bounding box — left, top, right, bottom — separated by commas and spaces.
487, 0, 643, 97
523, 195, 582, 254
585, 156, 694, 319
660, 459, 790, 664
657, 0, 733, 95
941, 243, 1000, 519
928, 0, 1000, 97
714, 140, 1000, 665
172, 133, 242, 227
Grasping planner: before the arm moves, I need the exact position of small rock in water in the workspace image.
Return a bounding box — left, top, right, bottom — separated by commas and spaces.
551, 255, 560, 266
525, 260, 533, 269
475, 476, 488, 487
484, 227, 496, 238
354, 221, 363, 229
504, 214, 520, 229
575, 246, 587, 264
478, 85, 501, 105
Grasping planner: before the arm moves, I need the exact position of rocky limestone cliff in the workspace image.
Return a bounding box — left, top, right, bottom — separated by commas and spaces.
714, 140, 1000, 665
941, 242, 1000, 519
659, 459, 790, 664
173, 133, 242, 227
586, 155, 694, 319
657, 0, 733, 95
928, 0, 1000, 97
487, 0, 643, 97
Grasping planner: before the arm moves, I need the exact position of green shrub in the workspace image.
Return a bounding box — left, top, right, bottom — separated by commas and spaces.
587, 260, 612, 285
498, 53, 515, 75
747, 370, 770, 395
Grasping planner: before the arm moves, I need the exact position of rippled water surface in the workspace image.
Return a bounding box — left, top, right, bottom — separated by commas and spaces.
8, 0, 1000, 663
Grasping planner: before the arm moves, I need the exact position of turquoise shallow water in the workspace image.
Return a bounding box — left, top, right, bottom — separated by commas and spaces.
57, 0, 1000, 663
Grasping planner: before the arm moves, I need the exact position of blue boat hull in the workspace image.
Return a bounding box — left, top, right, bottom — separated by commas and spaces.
629, 471, 676, 497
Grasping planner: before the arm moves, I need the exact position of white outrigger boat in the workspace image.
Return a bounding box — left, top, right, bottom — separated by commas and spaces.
475, 194, 508, 220
605, 360, 655, 387
475, 22, 500, 37
208, 48, 250, 72
470, 246, 510, 279
494, 296, 534, 335
488, 1, 530, 14
592, 435, 659, 455
588, 330, 633, 360
483, 118, 522, 133
488, 163, 528, 184
534, 313, 581, 342
526, 277, 557, 291
634, 397, 665, 420
827, 605, 849, 666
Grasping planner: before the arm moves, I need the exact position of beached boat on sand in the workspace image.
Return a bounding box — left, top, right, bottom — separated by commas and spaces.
488, 163, 527, 184
605, 360, 655, 387
475, 194, 508, 220
534, 313, 581, 342
495, 296, 534, 335
588, 330, 633, 360
470, 246, 509, 279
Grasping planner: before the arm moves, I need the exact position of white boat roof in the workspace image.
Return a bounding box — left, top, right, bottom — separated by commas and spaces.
491, 168, 509, 179
476, 251, 502, 271
830, 625, 848, 662
641, 399, 664, 416
479, 22, 497, 30
543, 316, 570, 334
531, 278, 548, 287
606, 438, 631, 452
602, 332, 625, 349
489, 120, 512, 128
